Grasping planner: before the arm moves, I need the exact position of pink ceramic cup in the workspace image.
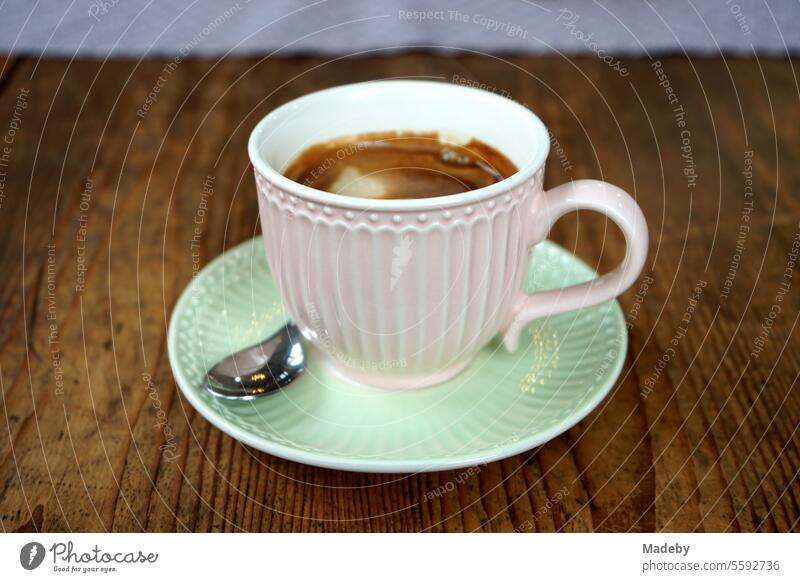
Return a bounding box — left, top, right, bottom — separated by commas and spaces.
248, 81, 648, 389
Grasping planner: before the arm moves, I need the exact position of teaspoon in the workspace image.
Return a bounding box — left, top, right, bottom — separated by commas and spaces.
204, 323, 304, 400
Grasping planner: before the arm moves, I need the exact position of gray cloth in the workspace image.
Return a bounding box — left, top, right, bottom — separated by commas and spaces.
1, 0, 797, 57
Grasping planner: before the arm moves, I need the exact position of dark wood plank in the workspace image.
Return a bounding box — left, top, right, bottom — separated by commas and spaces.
0, 54, 798, 532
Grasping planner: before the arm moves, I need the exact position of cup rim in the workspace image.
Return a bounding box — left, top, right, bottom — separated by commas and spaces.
248, 80, 550, 210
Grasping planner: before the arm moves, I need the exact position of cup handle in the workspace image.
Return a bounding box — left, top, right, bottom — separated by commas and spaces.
502, 179, 649, 352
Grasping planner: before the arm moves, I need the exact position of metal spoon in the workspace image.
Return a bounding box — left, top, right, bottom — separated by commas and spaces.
205, 323, 305, 400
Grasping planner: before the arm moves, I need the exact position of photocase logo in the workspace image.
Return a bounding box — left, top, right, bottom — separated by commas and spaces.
390, 234, 414, 291
20, 542, 46, 570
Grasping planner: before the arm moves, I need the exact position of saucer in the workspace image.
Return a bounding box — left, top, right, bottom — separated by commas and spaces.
167, 237, 627, 473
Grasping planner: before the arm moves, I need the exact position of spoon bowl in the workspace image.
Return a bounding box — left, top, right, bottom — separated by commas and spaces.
205, 323, 304, 400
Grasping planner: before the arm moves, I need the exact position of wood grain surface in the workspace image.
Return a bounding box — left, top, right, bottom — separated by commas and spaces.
0, 54, 798, 532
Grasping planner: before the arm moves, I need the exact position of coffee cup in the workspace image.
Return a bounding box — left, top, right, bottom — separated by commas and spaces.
248, 80, 648, 389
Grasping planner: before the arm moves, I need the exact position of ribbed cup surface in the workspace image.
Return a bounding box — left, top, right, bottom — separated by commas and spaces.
255, 170, 544, 380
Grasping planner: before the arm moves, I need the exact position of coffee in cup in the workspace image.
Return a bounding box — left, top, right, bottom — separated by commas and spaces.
283, 131, 518, 200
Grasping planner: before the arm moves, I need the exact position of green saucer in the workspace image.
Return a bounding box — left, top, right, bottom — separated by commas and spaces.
167, 237, 627, 473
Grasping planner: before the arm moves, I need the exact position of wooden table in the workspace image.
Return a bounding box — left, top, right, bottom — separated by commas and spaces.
1, 54, 798, 533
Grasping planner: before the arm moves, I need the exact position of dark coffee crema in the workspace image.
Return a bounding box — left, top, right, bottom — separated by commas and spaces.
282, 131, 518, 200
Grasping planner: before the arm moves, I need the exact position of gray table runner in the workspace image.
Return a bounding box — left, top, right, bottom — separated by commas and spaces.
2, 0, 797, 57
